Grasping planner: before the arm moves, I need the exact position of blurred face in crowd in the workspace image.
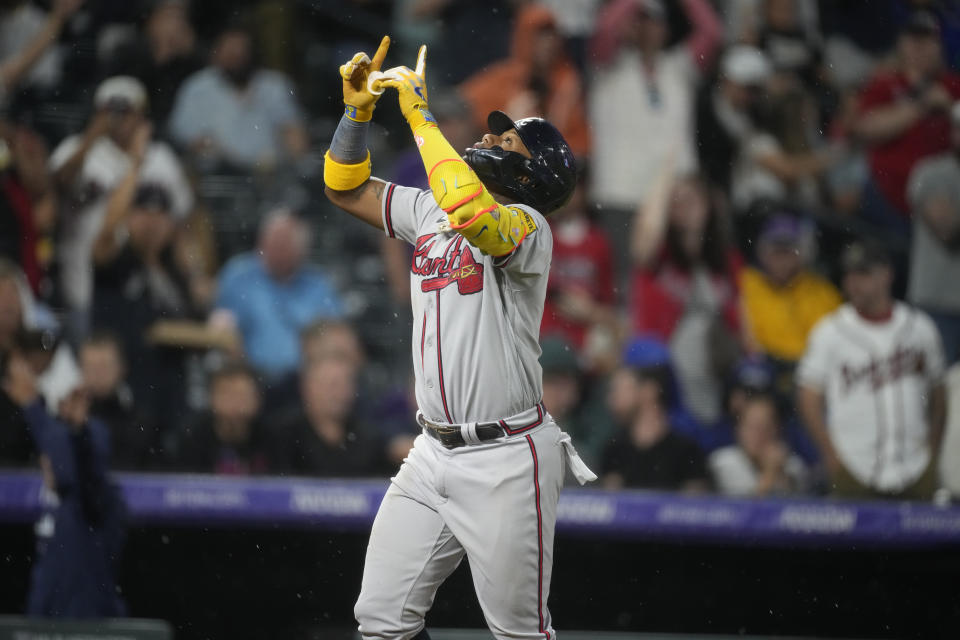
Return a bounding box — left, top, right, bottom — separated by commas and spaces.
532, 24, 562, 71
608, 367, 641, 423
736, 397, 780, 461
899, 31, 943, 79
80, 341, 125, 399
211, 372, 261, 445
0, 276, 22, 346
103, 101, 145, 149
302, 357, 356, 424
147, 1, 196, 63
213, 30, 255, 87
668, 178, 710, 260
758, 240, 802, 286
764, 0, 798, 31
623, 8, 668, 55
542, 372, 579, 421
303, 323, 364, 373
843, 264, 893, 314
259, 213, 308, 281
607, 367, 663, 424
721, 77, 765, 112
127, 204, 176, 258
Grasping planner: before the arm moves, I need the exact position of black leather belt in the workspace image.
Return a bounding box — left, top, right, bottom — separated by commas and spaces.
419, 416, 505, 449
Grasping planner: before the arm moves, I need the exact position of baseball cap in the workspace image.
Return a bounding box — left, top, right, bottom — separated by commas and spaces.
622, 335, 670, 369
721, 45, 772, 86
902, 9, 941, 36
730, 356, 774, 393
133, 183, 173, 213
841, 238, 892, 273
759, 214, 803, 247
94, 76, 148, 112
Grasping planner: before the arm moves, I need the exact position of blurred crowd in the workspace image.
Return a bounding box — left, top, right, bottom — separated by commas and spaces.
2, 0, 960, 508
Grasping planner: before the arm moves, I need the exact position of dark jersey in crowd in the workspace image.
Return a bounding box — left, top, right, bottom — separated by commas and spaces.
23, 401, 126, 618
601, 430, 711, 491
92, 244, 196, 425
88, 386, 162, 471
0, 388, 35, 466
271, 410, 386, 478
174, 412, 273, 475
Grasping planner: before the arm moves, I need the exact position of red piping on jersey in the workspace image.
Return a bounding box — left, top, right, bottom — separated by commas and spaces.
442, 186, 484, 214
526, 435, 548, 640
384, 183, 396, 238
500, 402, 545, 436
420, 310, 426, 372
427, 158, 467, 183
436, 290, 453, 423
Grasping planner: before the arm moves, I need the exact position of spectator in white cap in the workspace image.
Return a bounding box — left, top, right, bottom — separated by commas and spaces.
701, 45, 842, 216
696, 45, 772, 194
905, 100, 960, 365
48, 75, 192, 342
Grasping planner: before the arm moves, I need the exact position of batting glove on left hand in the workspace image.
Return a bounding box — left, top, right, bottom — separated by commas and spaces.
340, 35, 390, 122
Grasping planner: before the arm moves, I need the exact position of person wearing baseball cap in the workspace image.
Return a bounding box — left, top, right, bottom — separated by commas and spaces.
904, 100, 960, 365
740, 214, 842, 364
854, 8, 960, 226
49, 75, 193, 343
797, 236, 947, 499
696, 45, 772, 194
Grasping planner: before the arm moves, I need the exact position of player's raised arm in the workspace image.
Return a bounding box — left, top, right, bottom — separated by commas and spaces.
380, 47, 541, 258
324, 36, 391, 229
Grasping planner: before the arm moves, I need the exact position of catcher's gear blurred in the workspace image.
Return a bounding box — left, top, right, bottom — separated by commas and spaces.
464, 111, 577, 214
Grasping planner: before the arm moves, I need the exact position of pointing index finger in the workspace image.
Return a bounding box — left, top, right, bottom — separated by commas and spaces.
371, 35, 391, 72
415, 45, 427, 77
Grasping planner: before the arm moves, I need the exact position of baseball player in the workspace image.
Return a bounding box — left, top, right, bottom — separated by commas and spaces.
323, 37, 596, 639
796, 239, 947, 499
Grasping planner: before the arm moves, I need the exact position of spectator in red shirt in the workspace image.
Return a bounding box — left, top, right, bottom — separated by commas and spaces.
855, 10, 960, 231
629, 164, 745, 426
542, 177, 616, 358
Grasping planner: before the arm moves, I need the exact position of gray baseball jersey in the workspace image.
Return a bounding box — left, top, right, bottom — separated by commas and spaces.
381, 182, 549, 424
355, 182, 594, 640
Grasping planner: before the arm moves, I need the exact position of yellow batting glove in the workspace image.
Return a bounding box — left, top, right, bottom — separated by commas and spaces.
380, 45, 433, 131
340, 35, 390, 122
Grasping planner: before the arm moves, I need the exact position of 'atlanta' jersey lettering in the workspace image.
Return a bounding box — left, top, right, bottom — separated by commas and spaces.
382, 183, 551, 424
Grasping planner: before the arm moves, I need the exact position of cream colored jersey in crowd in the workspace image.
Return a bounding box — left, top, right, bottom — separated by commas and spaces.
797, 303, 946, 491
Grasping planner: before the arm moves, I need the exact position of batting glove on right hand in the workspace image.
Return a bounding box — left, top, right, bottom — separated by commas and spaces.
340, 35, 390, 122
379, 45, 433, 130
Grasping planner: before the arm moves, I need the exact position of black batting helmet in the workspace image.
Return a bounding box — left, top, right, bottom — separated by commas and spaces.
463, 111, 577, 215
